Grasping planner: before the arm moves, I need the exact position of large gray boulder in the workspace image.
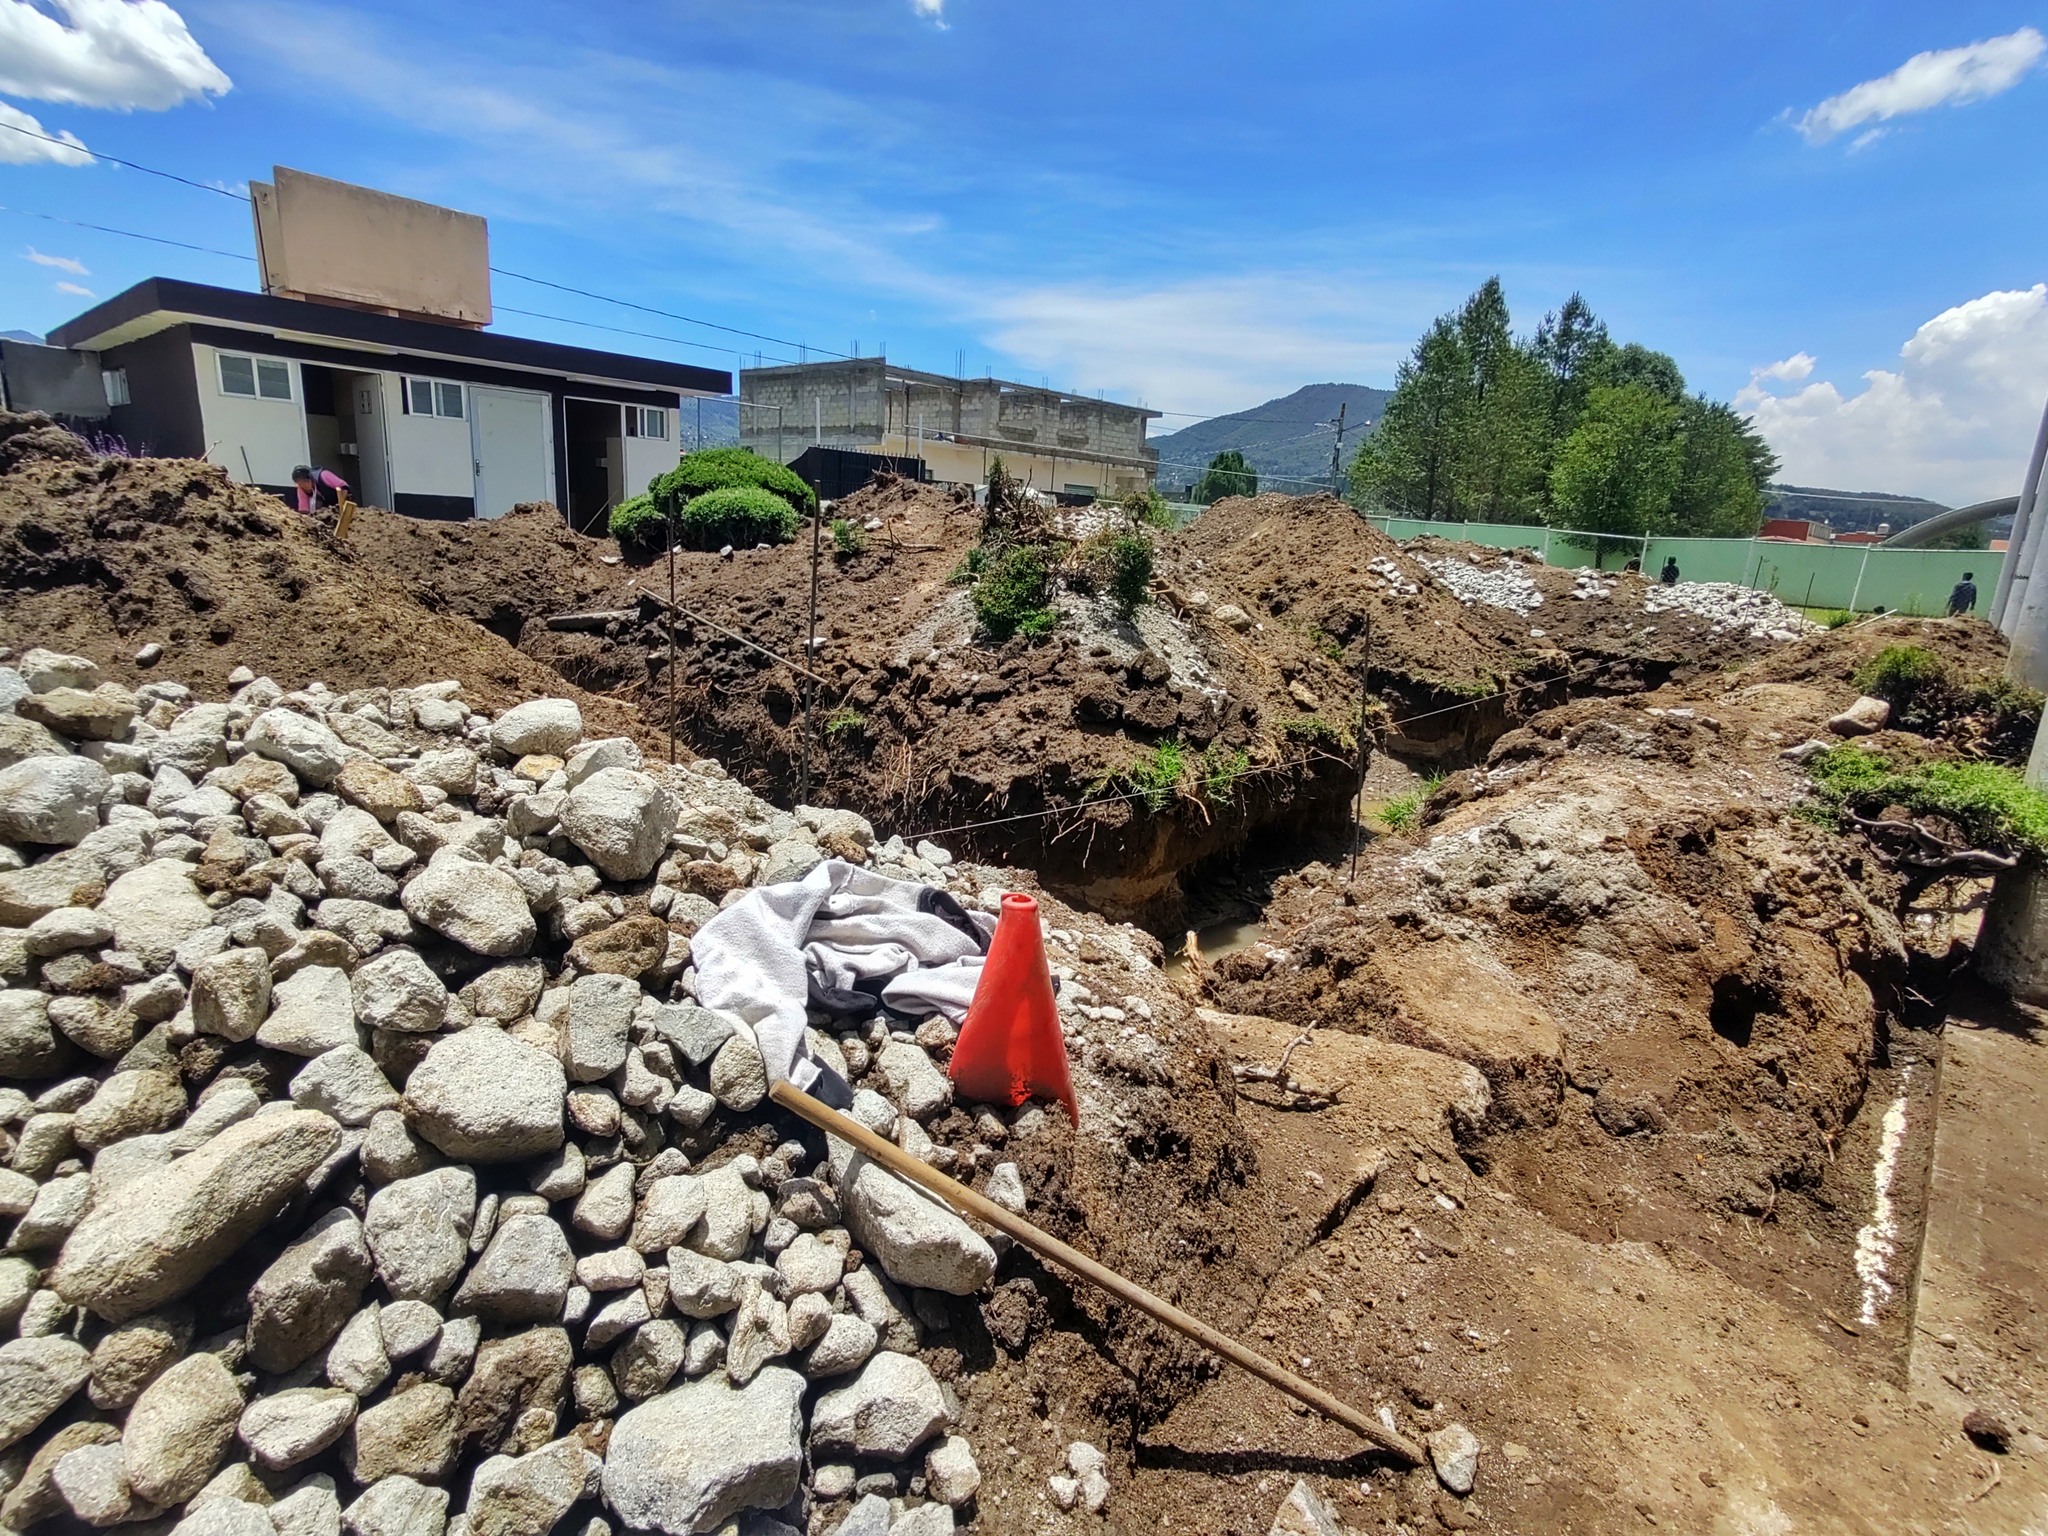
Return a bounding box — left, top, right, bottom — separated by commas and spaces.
245, 709, 351, 787
364, 1167, 477, 1302
559, 768, 676, 881
258, 965, 359, 1056
466, 1438, 600, 1536
0, 988, 71, 1078
0, 754, 107, 846
122, 1352, 242, 1507
600, 1367, 806, 1534
351, 948, 447, 1033
237, 1387, 358, 1470
0, 1335, 90, 1451
50, 1109, 341, 1321
562, 973, 636, 1082
98, 859, 213, 972
405, 1027, 565, 1162
451, 1213, 574, 1324
401, 852, 536, 958
829, 1138, 996, 1296
490, 700, 582, 758
809, 1351, 948, 1459
246, 1209, 375, 1372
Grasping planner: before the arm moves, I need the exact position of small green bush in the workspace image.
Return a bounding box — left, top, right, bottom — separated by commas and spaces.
650, 448, 816, 519
1815, 609, 1855, 629
824, 708, 866, 739
676, 485, 802, 550
1120, 485, 1176, 530
830, 518, 866, 557
1102, 531, 1153, 619
1200, 744, 1251, 806
970, 545, 1058, 641
608, 493, 665, 550
1376, 790, 1424, 833
1853, 645, 1947, 712
1808, 746, 2048, 858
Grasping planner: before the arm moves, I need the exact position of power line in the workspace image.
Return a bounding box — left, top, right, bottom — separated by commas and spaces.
0, 205, 254, 264
0, 119, 1390, 433
494, 305, 799, 367
0, 121, 249, 201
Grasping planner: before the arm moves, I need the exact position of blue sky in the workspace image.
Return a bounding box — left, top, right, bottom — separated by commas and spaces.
3, 0, 2046, 502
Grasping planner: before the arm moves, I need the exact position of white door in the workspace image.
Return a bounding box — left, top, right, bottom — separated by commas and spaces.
470, 386, 552, 520
349, 375, 393, 509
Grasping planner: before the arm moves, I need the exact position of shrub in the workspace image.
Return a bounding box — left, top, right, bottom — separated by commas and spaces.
970, 545, 1058, 641
676, 485, 802, 550
650, 448, 816, 519
1807, 747, 2048, 858
1120, 485, 1176, 530
830, 518, 866, 557
1853, 645, 1947, 714
608, 493, 666, 552
1815, 609, 1855, 629
1076, 529, 1154, 620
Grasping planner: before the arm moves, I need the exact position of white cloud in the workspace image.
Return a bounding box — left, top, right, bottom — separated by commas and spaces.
0, 0, 230, 111
0, 100, 90, 163
981, 272, 1427, 425
910, 0, 947, 23
1795, 26, 2044, 144
53, 280, 93, 296
23, 247, 89, 274
1754, 352, 1815, 384
1738, 285, 2048, 504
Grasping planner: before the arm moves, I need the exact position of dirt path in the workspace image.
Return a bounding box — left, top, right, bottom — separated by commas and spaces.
1908, 981, 2048, 1532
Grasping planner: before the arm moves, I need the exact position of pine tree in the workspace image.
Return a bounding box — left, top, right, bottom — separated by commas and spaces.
1667, 398, 1773, 537
1350, 317, 1468, 518
1193, 450, 1258, 504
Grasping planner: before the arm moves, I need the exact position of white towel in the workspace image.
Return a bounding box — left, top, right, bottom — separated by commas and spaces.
690, 858, 996, 1098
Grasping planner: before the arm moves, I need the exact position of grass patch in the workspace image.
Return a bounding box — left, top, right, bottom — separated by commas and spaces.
830, 518, 866, 557
1807, 746, 2048, 858
1847, 644, 2043, 753
823, 708, 866, 739
1279, 715, 1356, 752
1092, 740, 1253, 814
1815, 608, 1855, 629
1376, 790, 1424, 833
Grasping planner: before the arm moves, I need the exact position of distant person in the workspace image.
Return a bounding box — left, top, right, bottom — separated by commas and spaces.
1948, 571, 1977, 617
1623, 557, 1642, 573
1659, 556, 1680, 586
291, 464, 349, 513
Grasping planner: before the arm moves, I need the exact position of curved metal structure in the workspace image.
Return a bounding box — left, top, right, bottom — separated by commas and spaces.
1877, 495, 2020, 548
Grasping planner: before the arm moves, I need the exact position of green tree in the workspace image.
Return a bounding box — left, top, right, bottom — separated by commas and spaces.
1547, 384, 1683, 560
1350, 316, 1468, 517
1194, 449, 1259, 504
1667, 398, 1773, 537
1532, 293, 1614, 445
1597, 342, 1687, 403
1455, 340, 1552, 524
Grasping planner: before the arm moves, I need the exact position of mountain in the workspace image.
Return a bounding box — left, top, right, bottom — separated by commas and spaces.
1148, 383, 1391, 495
1, 330, 45, 345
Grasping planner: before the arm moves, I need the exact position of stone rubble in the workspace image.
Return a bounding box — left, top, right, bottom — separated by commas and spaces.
0, 650, 1122, 1536
1415, 553, 1542, 615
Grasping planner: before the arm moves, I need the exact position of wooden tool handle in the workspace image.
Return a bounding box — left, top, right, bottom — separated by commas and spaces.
768, 1078, 1424, 1467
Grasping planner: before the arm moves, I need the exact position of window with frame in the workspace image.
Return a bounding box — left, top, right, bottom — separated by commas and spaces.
101, 369, 130, 407
217, 352, 293, 401
404, 377, 466, 419
624, 406, 668, 441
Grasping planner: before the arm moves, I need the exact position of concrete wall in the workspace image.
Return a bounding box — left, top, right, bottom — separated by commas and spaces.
253, 167, 491, 326
739, 361, 1155, 495
194, 341, 309, 487
0, 341, 109, 418
623, 415, 678, 498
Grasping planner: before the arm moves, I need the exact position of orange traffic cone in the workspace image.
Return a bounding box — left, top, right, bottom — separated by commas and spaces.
948, 892, 1079, 1125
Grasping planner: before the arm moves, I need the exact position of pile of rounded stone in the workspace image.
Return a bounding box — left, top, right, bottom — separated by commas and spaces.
0, 647, 1042, 1536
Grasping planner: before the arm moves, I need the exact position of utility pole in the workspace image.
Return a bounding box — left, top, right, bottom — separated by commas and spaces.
1330, 401, 1348, 496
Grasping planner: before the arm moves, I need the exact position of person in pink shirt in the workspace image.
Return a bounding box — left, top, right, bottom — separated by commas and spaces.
292, 464, 349, 512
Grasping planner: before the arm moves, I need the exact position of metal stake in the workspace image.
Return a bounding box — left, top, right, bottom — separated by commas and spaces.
798, 496, 823, 804
1351, 615, 1374, 883
666, 517, 677, 766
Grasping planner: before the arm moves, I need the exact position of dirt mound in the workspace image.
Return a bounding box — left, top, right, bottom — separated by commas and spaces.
489, 479, 1444, 924
0, 434, 647, 741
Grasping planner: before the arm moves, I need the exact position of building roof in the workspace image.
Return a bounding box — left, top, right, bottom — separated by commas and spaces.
741, 357, 1162, 420
48, 278, 729, 396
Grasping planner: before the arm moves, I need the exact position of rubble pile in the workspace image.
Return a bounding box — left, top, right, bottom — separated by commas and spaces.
1641, 580, 1813, 640
0, 644, 1141, 1536
1413, 554, 1542, 616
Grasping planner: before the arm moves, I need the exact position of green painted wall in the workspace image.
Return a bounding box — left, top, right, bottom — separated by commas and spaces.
1365, 516, 1998, 616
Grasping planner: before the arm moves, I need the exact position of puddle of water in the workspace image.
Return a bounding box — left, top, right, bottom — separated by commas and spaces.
1853, 1066, 1913, 1325
1163, 916, 1266, 976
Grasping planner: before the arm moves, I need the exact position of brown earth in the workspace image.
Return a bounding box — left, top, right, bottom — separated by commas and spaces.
0, 425, 653, 746
3, 425, 2038, 1533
